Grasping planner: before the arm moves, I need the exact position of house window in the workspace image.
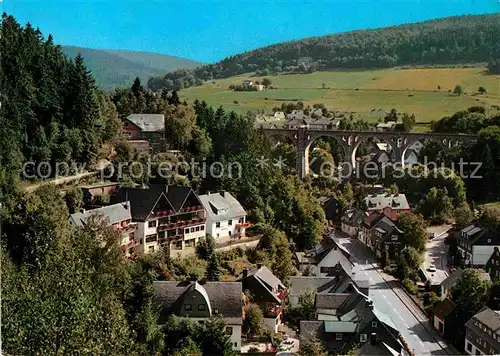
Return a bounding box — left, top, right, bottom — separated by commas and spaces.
184, 304, 192, 311
234, 342, 238, 348
185, 228, 189, 234
372, 321, 377, 327
320, 267, 329, 273
226, 326, 233, 335
148, 220, 157, 228
360, 334, 367, 342
201, 225, 205, 231
228, 219, 232, 226
198, 304, 205, 311
196, 226, 200, 232
191, 227, 195, 233
217, 233, 219, 238
336, 333, 342, 340
216, 222, 220, 228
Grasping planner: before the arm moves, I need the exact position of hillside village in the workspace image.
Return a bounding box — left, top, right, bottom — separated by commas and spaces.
1, 10, 500, 356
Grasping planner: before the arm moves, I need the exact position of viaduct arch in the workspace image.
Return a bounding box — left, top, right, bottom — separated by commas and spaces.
259, 127, 478, 179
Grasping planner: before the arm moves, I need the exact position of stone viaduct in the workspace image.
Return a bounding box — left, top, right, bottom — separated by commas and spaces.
260, 127, 478, 179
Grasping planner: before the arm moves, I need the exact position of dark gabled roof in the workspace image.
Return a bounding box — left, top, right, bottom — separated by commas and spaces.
289, 276, 336, 296
465, 306, 500, 352
430, 298, 457, 319
456, 224, 492, 246
236, 265, 284, 303
343, 208, 366, 225
153, 281, 243, 324
440, 268, 463, 289
315, 293, 351, 309
111, 184, 199, 222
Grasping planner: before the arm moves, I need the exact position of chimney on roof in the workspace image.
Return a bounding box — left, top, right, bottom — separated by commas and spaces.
242, 268, 248, 278
165, 185, 169, 194
207, 191, 210, 196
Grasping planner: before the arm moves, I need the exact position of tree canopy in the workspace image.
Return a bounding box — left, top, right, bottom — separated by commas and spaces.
147, 14, 500, 91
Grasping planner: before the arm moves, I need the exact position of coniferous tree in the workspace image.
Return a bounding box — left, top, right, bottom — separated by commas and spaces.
205, 252, 222, 281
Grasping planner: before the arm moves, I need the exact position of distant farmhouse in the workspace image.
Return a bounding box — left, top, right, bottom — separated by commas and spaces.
284, 110, 341, 130
122, 113, 166, 152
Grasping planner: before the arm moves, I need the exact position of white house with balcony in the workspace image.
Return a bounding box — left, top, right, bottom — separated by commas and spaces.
198, 191, 250, 240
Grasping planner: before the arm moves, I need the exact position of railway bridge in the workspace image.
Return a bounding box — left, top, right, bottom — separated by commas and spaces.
259, 127, 478, 179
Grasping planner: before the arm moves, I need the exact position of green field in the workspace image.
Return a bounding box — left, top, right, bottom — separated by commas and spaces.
179, 67, 500, 127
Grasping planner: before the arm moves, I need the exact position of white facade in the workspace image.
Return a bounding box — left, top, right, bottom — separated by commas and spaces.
341, 222, 358, 237
264, 316, 281, 333
273, 111, 285, 120
206, 216, 247, 239
138, 218, 206, 254
433, 315, 445, 335
198, 192, 249, 241
465, 338, 483, 355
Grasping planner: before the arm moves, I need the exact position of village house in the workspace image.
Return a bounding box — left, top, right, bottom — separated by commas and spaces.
295, 237, 354, 277
236, 265, 287, 332
429, 298, 458, 338
79, 181, 121, 207
486, 247, 500, 281
341, 209, 365, 237
153, 280, 243, 352
364, 193, 411, 218
456, 225, 500, 267
289, 266, 369, 308
122, 113, 166, 152
464, 306, 500, 355
376, 121, 396, 132
439, 268, 491, 299
69, 202, 138, 259
198, 191, 250, 241
299, 284, 405, 356
111, 184, 206, 254
318, 196, 342, 227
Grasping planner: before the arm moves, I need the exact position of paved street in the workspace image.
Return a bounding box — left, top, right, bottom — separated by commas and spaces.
334, 236, 456, 356
422, 226, 452, 285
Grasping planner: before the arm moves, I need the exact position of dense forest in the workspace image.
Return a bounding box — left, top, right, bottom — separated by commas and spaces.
0, 13, 122, 204
148, 14, 500, 91
0, 14, 325, 354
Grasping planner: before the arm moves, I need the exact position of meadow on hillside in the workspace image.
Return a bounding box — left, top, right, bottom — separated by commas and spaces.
179, 67, 499, 127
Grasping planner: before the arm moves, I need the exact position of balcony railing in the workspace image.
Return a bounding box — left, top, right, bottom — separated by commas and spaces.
236, 221, 252, 229
152, 205, 204, 218
157, 218, 206, 232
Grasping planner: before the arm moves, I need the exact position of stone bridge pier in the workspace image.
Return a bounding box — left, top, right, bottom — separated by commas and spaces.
259, 126, 477, 180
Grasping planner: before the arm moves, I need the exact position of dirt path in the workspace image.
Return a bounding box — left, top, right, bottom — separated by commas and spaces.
22, 159, 110, 193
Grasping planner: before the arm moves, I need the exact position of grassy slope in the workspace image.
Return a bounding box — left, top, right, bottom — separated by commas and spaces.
179, 67, 500, 127
62, 46, 203, 90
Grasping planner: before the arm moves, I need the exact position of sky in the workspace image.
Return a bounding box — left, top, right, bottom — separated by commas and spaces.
2, 0, 499, 63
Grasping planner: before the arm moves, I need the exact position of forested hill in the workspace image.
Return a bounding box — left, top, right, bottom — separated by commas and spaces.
63, 47, 203, 90
148, 14, 500, 91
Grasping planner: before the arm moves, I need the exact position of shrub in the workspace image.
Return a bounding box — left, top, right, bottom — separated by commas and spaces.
402, 278, 418, 295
